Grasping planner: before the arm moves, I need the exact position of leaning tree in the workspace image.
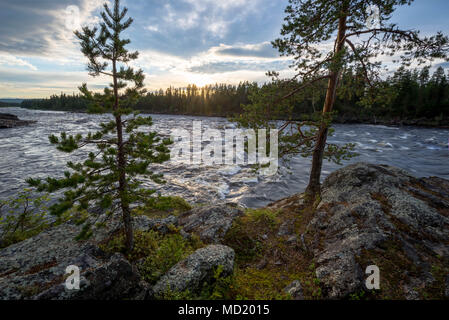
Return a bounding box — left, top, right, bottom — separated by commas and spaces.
28, 0, 171, 252
234, 0, 449, 201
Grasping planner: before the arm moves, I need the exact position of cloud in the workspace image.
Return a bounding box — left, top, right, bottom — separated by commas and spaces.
0, 0, 290, 97
187, 60, 291, 74
0, 53, 37, 71
213, 42, 278, 58
0, 0, 103, 57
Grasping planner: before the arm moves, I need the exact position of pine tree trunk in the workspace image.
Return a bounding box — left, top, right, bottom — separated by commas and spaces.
113, 59, 134, 252
305, 10, 348, 201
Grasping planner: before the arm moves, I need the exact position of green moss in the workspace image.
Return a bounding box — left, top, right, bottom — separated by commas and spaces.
223, 208, 281, 264
155, 265, 234, 300
0, 190, 53, 248
100, 228, 204, 285
419, 260, 449, 299
134, 196, 192, 218
222, 205, 323, 300
228, 267, 292, 300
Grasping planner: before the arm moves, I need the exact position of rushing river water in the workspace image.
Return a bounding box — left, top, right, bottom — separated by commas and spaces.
1, 107, 449, 208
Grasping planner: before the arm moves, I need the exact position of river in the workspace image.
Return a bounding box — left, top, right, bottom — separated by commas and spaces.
1, 107, 448, 208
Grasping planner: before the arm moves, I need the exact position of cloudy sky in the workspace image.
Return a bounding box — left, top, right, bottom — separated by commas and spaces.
0, 0, 448, 98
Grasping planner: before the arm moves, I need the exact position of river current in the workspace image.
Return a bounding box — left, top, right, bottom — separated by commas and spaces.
1, 107, 448, 208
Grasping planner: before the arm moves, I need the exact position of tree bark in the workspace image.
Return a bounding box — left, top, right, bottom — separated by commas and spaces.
305, 8, 348, 201
113, 59, 134, 252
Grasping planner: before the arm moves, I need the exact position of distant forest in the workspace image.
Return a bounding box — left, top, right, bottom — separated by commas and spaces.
19, 66, 449, 125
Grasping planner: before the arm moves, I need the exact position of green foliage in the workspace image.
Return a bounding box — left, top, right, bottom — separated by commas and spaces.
245, 208, 280, 229
101, 229, 204, 285
232, 74, 358, 168
139, 233, 197, 284
232, 0, 449, 179
26, 0, 172, 247
224, 209, 282, 264
20, 66, 449, 124
134, 196, 192, 218
0, 189, 51, 248
154, 265, 234, 300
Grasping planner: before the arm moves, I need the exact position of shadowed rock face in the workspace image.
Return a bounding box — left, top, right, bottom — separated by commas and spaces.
0, 215, 148, 300
0, 113, 36, 128
308, 163, 449, 299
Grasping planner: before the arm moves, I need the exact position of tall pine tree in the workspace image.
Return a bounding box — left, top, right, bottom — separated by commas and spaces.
235, 0, 449, 202
28, 0, 171, 252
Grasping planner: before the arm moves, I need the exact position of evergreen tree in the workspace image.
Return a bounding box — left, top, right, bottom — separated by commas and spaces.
27, 0, 171, 252
234, 0, 449, 202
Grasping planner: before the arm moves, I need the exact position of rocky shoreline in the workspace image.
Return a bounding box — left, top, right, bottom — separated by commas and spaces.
0, 163, 448, 300
0, 113, 36, 129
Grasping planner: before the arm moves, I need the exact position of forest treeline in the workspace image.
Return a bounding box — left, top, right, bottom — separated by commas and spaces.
20, 66, 449, 125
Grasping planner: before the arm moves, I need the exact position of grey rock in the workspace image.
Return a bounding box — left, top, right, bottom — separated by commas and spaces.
284, 280, 304, 300
0, 214, 151, 300
307, 162, 449, 299
0, 113, 36, 128
133, 215, 178, 235
152, 245, 234, 296
277, 220, 294, 237
286, 235, 297, 245
35, 253, 148, 300
178, 204, 244, 243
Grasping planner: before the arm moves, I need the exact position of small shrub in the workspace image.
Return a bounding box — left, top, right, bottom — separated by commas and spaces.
101, 229, 204, 285
140, 233, 196, 284
134, 196, 192, 218
0, 189, 51, 248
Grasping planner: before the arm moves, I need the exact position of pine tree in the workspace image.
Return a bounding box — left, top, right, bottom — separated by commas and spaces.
27, 0, 171, 252
235, 0, 449, 202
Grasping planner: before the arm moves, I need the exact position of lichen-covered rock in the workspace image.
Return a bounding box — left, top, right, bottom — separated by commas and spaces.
0, 215, 150, 300
307, 162, 449, 299
35, 253, 148, 300
133, 215, 178, 234
178, 204, 244, 243
152, 245, 234, 296
284, 280, 304, 300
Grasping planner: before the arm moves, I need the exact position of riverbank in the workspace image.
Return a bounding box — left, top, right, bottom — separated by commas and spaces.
1, 163, 448, 300
18, 106, 449, 129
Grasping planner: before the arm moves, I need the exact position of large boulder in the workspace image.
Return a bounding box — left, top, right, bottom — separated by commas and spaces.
307, 163, 449, 299
0, 113, 36, 129
0, 215, 150, 300
152, 245, 235, 296
178, 204, 244, 244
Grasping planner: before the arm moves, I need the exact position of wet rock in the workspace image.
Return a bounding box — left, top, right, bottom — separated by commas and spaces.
178, 204, 244, 243
0, 113, 36, 129
284, 280, 304, 300
152, 245, 234, 296
306, 163, 449, 299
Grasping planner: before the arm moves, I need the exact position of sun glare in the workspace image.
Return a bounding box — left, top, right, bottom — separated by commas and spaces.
187, 74, 213, 87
